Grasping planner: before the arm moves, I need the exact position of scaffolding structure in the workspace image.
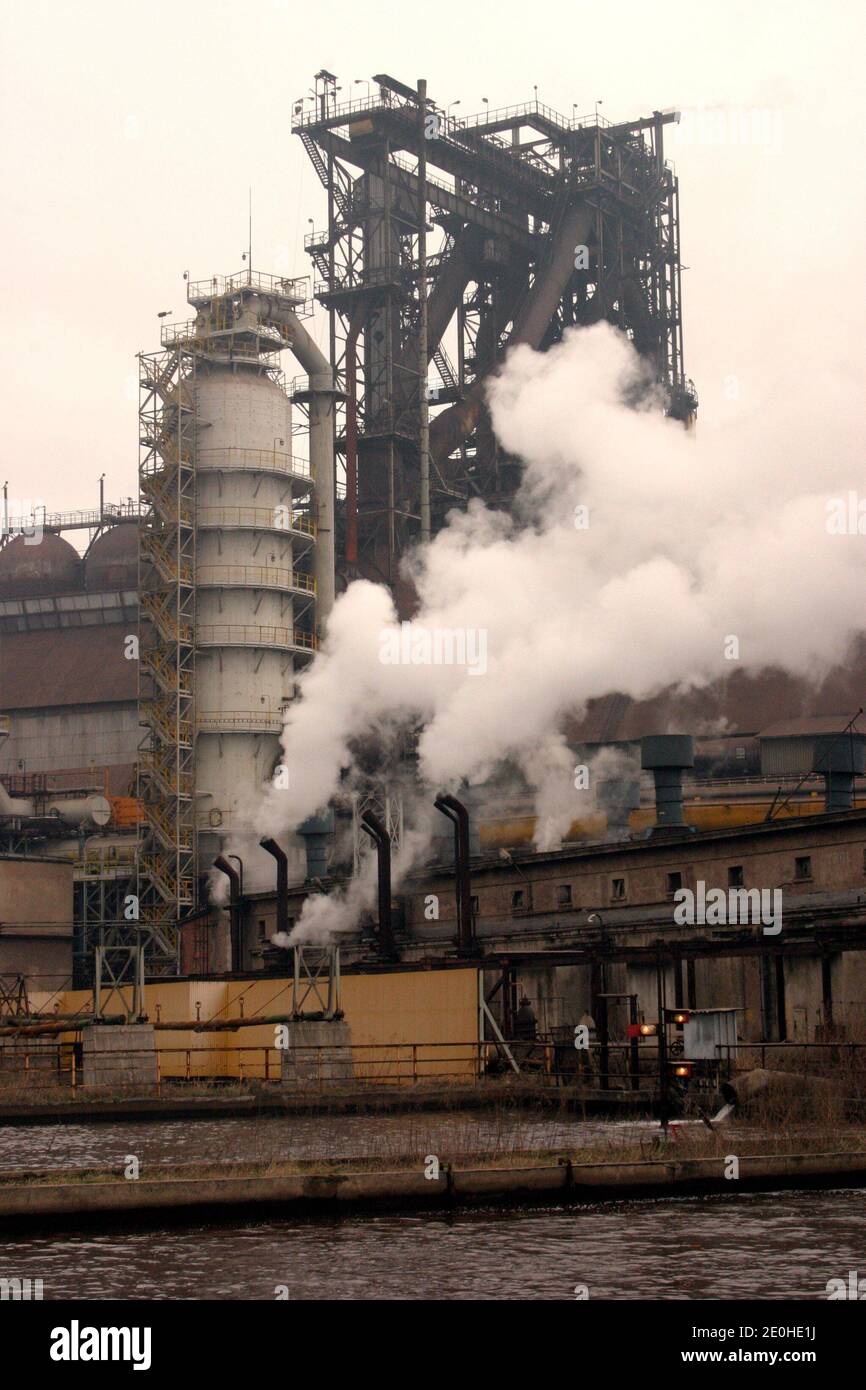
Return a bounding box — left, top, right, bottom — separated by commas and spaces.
136, 344, 197, 974
295, 72, 696, 600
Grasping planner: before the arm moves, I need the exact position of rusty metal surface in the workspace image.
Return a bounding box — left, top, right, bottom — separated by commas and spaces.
0, 626, 137, 708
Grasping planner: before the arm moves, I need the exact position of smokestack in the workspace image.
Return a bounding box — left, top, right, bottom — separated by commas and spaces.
434, 793, 478, 956
298, 812, 334, 881
812, 733, 866, 812
640, 735, 695, 833
213, 855, 242, 971
259, 837, 289, 938
360, 809, 399, 962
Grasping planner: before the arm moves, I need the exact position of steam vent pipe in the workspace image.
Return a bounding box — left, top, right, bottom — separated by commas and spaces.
434, 793, 477, 956
248, 296, 338, 627
213, 855, 242, 971
811, 733, 866, 812
640, 735, 695, 832
360, 810, 398, 962
259, 837, 289, 938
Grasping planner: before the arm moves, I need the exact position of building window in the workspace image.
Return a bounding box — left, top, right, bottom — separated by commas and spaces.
610, 877, 626, 901
795, 856, 812, 881
557, 883, 572, 906
511, 889, 525, 910
666, 871, 682, 897
728, 865, 744, 888
470, 895, 479, 916
258, 919, 267, 940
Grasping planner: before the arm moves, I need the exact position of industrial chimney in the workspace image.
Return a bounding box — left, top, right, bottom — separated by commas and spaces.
812, 733, 866, 812
640, 735, 695, 834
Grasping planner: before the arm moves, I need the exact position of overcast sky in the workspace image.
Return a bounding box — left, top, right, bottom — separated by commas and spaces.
1, 0, 863, 519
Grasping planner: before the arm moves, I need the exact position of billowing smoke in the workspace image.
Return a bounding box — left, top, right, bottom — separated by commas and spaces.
255, 321, 863, 919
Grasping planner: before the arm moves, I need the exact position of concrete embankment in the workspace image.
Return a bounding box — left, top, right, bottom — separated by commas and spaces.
2, 1151, 866, 1230
0, 1084, 648, 1127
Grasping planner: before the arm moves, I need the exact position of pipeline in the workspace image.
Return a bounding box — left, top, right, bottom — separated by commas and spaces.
245, 294, 337, 628
434, 793, 477, 956
429, 205, 593, 468
360, 810, 398, 962
259, 837, 289, 938
213, 856, 242, 973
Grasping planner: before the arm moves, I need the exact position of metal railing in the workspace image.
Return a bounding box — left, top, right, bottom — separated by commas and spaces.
195, 625, 317, 653
196, 712, 285, 733
160, 318, 290, 351
461, 98, 573, 133
195, 446, 313, 480
717, 1042, 866, 1073
186, 270, 308, 302
195, 565, 315, 593
196, 506, 317, 537
0, 1039, 659, 1092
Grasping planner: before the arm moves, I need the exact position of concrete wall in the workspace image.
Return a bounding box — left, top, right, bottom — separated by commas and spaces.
279, 1020, 353, 1084
0, 856, 73, 992
80, 1023, 158, 1091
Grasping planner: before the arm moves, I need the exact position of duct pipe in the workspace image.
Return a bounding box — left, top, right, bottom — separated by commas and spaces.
259, 837, 289, 938
429, 205, 593, 466
812, 733, 866, 812
640, 735, 695, 831
360, 810, 398, 961
246, 295, 337, 628
434, 793, 477, 956
213, 855, 242, 972
345, 318, 362, 567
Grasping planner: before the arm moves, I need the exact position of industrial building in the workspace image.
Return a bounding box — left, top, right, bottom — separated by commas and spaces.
1, 73, 865, 1059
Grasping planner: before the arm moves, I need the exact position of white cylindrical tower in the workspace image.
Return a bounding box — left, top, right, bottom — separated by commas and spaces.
184, 274, 318, 841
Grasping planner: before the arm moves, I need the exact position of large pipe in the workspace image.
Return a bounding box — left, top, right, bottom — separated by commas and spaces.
360, 810, 398, 961
434, 793, 477, 956
259, 837, 289, 938
812, 732, 866, 813
429, 205, 593, 466
245, 294, 337, 629
640, 735, 695, 831
213, 855, 242, 972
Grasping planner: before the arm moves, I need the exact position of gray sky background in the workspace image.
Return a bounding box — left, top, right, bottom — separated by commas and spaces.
1, 0, 863, 519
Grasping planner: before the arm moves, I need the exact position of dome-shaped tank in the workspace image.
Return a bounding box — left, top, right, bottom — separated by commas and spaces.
0, 533, 83, 599
85, 524, 138, 591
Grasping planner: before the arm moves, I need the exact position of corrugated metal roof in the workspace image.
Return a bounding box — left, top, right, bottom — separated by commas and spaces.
757, 716, 859, 739
0, 626, 137, 708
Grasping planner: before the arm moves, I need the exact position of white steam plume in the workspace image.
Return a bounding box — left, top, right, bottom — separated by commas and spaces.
257, 322, 863, 860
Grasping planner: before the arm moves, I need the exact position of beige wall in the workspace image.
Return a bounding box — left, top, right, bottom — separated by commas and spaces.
52, 966, 481, 1082
0, 856, 73, 992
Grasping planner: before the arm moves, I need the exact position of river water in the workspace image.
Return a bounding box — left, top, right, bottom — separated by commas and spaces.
0, 1113, 861, 1300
